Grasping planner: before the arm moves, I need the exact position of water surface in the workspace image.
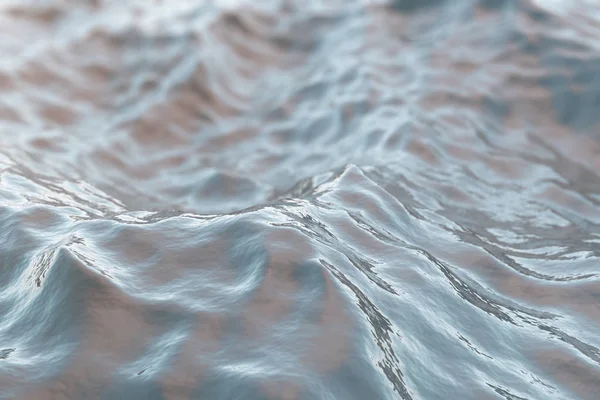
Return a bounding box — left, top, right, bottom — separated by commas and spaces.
1, 0, 600, 399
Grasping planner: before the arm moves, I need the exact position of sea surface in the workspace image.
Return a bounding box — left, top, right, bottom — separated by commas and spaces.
1, 0, 600, 399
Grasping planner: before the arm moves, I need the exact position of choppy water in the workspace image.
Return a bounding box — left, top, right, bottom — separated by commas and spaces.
1, 0, 600, 399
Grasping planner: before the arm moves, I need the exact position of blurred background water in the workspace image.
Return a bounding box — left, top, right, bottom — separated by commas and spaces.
1, 0, 600, 399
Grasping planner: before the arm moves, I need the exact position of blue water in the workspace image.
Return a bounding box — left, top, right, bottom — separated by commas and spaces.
0, 0, 600, 399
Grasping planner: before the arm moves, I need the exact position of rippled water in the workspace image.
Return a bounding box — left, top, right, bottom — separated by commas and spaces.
1, 0, 600, 398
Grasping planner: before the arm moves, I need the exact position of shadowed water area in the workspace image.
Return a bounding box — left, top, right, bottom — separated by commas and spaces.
0, 0, 600, 399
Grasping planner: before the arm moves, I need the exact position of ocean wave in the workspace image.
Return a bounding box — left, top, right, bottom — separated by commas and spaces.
0, 0, 600, 399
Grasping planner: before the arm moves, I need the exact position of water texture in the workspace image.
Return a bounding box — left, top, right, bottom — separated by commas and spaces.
0, 0, 600, 398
